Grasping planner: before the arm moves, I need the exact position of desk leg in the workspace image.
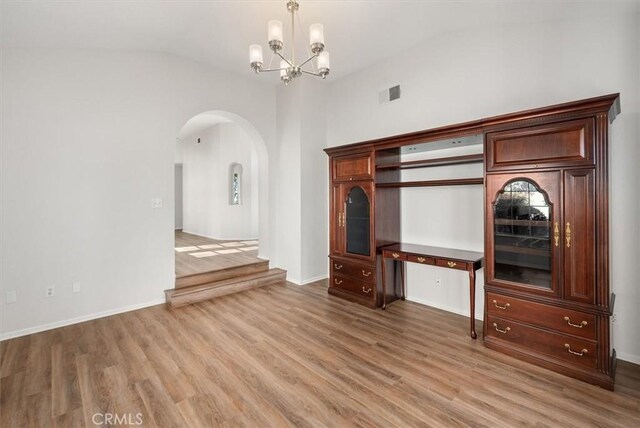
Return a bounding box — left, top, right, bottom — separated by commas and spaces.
381, 256, 387, 310
400, 261, 406, 301
468, 268, 477, 339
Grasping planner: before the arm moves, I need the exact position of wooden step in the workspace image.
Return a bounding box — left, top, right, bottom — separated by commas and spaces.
175, 259, 269, 289
165, 268, 287, 308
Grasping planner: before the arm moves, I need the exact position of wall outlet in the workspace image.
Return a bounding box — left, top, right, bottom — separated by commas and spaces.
612, 313, 618, 324
45, 285, 55, 297
151, 198, 163, 209
6, 291, 17, 304
436, 278, 441, 286
72, 281, 81, 294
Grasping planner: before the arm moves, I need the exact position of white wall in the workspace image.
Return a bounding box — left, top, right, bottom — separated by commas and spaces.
180, 122, 258, 240
275, 79, 330, 285
174, 164, 183, 230
326, 5, 640, 362
0, 49, 277, 338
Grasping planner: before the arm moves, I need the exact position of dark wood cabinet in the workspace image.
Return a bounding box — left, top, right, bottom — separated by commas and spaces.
326, 150, 400, 308
483, 95, 619, 390
325, 94, 620, 389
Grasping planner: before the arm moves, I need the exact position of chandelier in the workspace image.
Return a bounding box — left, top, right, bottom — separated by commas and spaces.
249, 0, 330, 84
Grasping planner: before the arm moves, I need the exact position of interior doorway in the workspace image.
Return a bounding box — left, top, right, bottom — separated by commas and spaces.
172, 111, 270, 290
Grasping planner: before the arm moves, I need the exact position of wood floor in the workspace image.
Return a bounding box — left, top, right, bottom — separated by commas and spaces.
175, 231, 261, 279
1, 280, 639, 427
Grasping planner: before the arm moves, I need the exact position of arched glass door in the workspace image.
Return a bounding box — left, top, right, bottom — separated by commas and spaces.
345, 186, 370, 256
493, 179, 552, 289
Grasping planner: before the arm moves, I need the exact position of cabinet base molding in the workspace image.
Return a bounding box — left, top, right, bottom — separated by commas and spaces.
484, 337, 616, 391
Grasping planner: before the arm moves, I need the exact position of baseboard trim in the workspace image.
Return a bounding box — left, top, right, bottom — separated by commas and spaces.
406, 295, 483, 321
181, 230, 258, 242
616, 351, 640, 365
0, 298, 166, 342
300, 275, 329, 285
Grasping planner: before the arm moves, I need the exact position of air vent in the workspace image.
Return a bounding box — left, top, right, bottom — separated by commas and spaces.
389, 85, 401, 101
379, 85, 401, 104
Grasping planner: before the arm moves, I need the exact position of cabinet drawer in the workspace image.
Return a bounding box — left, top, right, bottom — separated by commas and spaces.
486, 118, 594, 171
382, 250, 407, 261
486, 292, 596, 340
333, 153, 373, 181
331, 274, 375, 299
486, 315, 597, 370
407, 254, 435, 265
331, 259, 375, 283
436, 259, 467, 271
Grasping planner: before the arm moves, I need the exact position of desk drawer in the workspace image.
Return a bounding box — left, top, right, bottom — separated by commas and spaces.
436, 259, 467, 271
407, 254, 435, 265
383, 250, 407, 261
487, 292, 596, 340
486, 315, 597, 370
331, 274, 375, 299
331, 259, 375, 283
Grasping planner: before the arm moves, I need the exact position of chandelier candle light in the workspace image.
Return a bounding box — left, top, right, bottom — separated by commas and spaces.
249, 0, 330, 84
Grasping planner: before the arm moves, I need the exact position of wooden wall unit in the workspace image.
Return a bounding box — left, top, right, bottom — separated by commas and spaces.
324, 93, 620, 389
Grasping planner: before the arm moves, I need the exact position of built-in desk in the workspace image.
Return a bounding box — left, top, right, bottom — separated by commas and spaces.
380, 243, 484, 339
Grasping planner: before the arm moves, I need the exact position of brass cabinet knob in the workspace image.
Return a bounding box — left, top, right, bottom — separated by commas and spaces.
492, 300, 510, 310
565, 343, 587, 356
564, 316, 587, 328
493, 322, 511, 334
392, 253, 400, 259
447, 261, 457, 268
417, 257, 426, 263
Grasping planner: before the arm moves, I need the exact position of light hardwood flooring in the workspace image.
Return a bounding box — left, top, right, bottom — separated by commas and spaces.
175, 231, 261, 279
1, 280, 639, 427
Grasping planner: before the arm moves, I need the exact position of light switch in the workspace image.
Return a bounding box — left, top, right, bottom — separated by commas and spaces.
151, 198, 163, 209
72, 282, 81, 293
6, 291, 17, 304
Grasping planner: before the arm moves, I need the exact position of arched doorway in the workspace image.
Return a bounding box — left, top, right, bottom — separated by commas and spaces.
169, 111, 275, 304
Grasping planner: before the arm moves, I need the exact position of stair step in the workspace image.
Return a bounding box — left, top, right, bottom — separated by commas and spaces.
166, 268, 286, 308
176, 260, 269, 289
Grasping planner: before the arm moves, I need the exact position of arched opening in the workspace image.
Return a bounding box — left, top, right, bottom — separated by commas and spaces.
172, 111, 270, 292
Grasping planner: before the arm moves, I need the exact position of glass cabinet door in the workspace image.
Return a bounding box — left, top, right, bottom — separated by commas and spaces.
345, 186, 371, 256
491, 176, 559, 292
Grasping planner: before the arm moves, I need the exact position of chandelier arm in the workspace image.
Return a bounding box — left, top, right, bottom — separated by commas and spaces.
300, 69, 321, 77
258, 67, 289, 73
275, 51, 294, 67
298, 53, 318, 69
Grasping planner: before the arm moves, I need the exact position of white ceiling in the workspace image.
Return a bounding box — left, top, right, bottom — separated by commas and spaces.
2, 1, 589, 83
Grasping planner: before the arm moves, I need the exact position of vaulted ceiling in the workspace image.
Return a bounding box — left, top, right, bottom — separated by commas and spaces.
2, 1, 590, 83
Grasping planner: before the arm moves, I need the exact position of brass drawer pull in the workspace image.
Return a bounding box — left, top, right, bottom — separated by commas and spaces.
334, 279, 343, 285
566, 222, 571, 248
492, 322, 511, 334
362, 270, 372, 277
447, 261, 457, 268
492, 300, 510, 310
392, 253, 400, 259
417, 257, 426, 263
564, 316, 587, 328
334, 264, 343, 270
362, 286, 372, 294
565, 344, 588, 356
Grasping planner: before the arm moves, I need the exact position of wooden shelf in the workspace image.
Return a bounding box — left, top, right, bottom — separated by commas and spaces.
376, 153, 484, 170
376, 178, 484, 188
